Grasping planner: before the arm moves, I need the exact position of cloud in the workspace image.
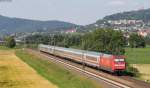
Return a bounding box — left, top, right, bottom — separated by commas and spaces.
107, 0, 125, 6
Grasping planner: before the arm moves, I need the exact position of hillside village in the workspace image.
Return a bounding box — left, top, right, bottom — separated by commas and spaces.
92, 19, 150, 37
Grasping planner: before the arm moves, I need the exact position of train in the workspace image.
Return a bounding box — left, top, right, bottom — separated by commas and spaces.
38, 44, 126, 73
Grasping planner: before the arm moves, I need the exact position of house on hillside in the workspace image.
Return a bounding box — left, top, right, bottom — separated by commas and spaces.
138, 29, 150, 37
65, 29, 76, 33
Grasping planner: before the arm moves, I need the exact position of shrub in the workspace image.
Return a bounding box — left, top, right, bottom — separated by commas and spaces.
5, 36, 16, 48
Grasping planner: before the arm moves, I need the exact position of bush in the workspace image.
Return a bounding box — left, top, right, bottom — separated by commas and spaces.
5, 36, 16, 48
125, 64, 140, 77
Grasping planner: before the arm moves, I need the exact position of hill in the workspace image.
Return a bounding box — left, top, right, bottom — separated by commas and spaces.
0, 15, 77, 36
103, 8, 150, 21
78, 8, 150, 32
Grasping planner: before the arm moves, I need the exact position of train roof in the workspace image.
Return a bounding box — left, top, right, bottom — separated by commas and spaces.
39, 44, 112, 58
55, 46, 101, 57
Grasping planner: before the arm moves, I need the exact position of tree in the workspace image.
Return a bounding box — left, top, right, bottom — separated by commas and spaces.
145, 34, 150, 45
129, 34, 146, 48
5, 36, 16, 48
81, 29, 126, 55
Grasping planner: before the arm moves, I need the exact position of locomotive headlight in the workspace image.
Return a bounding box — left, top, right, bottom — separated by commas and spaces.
119, 59, 124, 62
115, 59, 119, 62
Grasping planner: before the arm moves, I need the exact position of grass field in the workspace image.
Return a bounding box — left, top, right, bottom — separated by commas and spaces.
0, 46, 22, 50
125, 46, 150, 83
1, 44, 150, 86
15, 50, 102, 88
133, 64, 150, 83
125, 46, 150, 64
0, 46, 12, 50
0, 50, 58, 88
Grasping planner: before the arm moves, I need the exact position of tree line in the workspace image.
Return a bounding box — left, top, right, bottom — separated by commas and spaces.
1, 29, 146, 54
25, 29, 146, 55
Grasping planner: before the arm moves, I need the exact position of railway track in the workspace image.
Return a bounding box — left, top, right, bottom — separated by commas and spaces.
43, 55, 130, 88
27, 49, 150, 88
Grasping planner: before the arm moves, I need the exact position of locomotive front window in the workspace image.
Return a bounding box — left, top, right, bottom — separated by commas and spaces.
115, 59, 124, 62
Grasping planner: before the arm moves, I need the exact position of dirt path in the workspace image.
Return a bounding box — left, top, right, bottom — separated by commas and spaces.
0, 50, 58, 88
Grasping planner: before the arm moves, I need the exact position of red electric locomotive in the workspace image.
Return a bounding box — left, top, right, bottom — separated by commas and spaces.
100, 54, 126, 73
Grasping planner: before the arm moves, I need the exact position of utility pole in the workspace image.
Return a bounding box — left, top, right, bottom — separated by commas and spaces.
53, 34, 56, 54
49, 34, 51, 45
23, 35, 26, 50
51, 34, 55, 54
82, 38, 86, 74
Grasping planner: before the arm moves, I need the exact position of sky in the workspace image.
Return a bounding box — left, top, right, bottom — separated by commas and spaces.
0, 0, 150, 25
